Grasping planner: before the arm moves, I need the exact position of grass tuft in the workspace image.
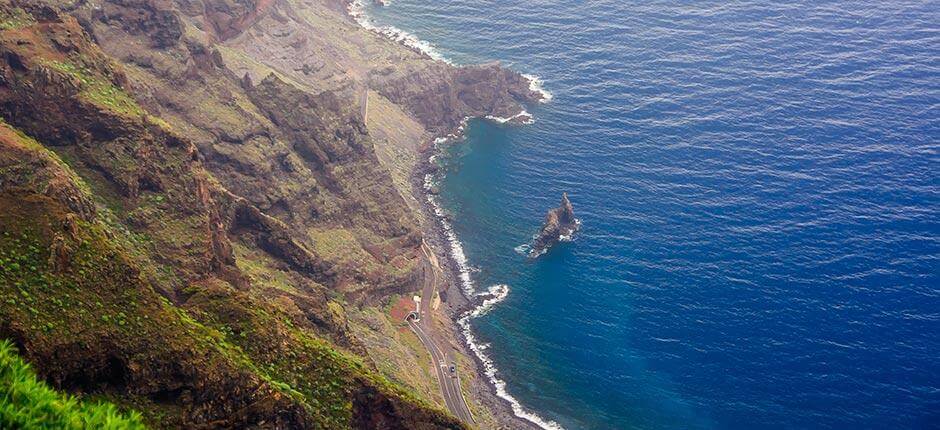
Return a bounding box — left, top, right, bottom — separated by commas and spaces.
0, 339, 146, 429
42, 60, 144, 118
0, 7, 34, 31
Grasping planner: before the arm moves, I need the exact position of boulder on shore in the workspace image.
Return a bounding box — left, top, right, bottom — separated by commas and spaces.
530, 193, 579, 257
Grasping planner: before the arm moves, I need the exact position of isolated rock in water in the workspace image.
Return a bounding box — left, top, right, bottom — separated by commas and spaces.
530, 193, 579, 257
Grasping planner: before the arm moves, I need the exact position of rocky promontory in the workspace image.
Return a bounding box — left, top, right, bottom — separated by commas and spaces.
530, 193, 579, 257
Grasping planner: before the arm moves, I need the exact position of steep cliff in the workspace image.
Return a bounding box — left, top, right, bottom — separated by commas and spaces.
67, 0, 430, 305
0, 2, 465, 427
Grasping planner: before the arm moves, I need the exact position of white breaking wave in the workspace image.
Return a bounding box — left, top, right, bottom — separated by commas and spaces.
486, 109, 535, 125
424, 138, 566, 430
519, 217, 580, 258
528, 247, 548, 258
522, 73, 553, 102
558, 219, 581, 242
424, 139, 474, 296
347, 0, 451, 63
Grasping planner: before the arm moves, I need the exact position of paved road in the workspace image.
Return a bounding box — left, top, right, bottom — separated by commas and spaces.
406, 242, 475, 424
406, 314, 473, 423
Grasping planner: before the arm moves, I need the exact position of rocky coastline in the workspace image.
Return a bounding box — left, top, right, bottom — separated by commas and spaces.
361, 0, 554, 424
413, 140, 543, 430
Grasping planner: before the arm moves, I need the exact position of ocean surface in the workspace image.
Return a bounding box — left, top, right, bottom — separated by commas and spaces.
358, 1, 940, 429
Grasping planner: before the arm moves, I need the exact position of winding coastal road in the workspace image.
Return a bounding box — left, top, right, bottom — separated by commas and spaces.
407, 242, 475, 424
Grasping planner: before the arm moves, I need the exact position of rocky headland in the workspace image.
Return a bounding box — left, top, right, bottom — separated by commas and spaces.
530, 193, 579, 257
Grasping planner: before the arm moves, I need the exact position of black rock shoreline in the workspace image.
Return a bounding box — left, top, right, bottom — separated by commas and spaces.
410, 134, 543, 430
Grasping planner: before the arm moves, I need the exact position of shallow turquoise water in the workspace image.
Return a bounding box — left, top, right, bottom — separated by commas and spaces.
363, 1, 939, 429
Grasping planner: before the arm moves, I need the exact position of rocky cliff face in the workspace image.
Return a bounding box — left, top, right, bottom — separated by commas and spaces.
69, 0, 427, 304
0, 2, 466, 428
530, 193, 579, 257
373, 61, 543, 134
204, 0, 542, 131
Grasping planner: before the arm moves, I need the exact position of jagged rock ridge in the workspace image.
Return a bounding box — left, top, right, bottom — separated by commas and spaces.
530, 193, 579, 257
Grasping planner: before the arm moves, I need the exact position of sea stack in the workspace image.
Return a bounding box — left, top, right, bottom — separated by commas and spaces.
530, 193, 579, 257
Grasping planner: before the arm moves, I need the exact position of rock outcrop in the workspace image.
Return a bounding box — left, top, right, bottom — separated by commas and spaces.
372, 62, 544, 134
530, 193, 579, 257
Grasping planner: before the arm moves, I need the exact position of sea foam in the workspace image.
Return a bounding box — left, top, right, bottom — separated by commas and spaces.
522, 73, 553, 102
486, 109, 535, 125
457, 286, 566, 430
347, 0, 451, 64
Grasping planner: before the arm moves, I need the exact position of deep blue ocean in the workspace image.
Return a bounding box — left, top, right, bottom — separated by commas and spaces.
362, 1, 939, 429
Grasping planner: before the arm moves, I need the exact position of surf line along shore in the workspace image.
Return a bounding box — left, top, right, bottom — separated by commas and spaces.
415, 136, 569, 430
413, 126, 569, 430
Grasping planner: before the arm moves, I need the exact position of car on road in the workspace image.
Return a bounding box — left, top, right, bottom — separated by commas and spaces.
449, 363, 456, 377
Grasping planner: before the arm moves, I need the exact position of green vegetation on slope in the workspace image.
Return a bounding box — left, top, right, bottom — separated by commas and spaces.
181, 283, 452, 427
0, 3, 465, 427
0, 340, 145, 429
0, 6, 33, 30
42, 59, 144, 118
0, 119, 459, 428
